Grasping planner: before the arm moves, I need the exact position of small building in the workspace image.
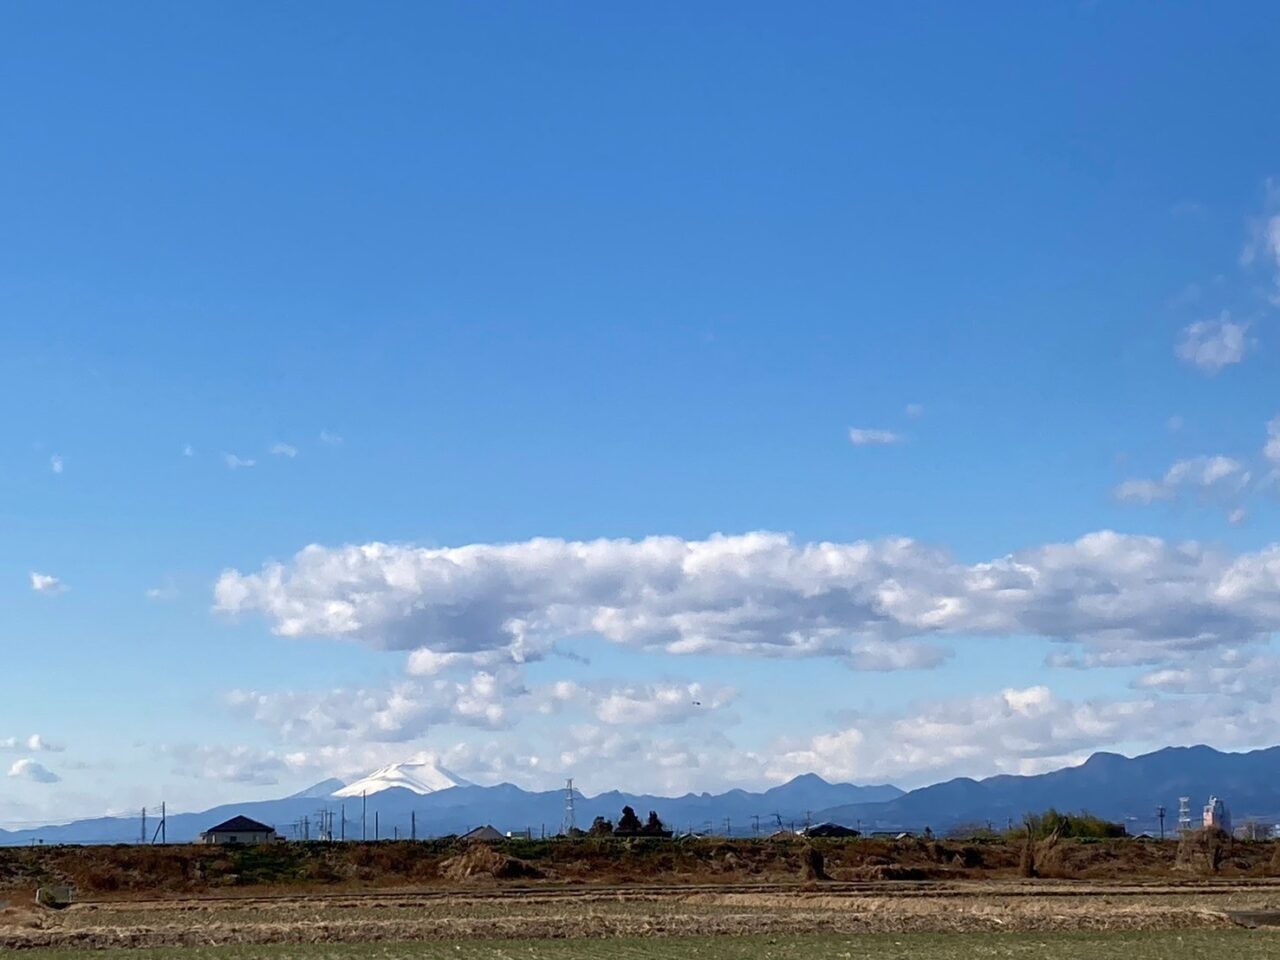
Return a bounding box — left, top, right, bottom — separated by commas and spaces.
460, 824, 504, 842
199, 815, 278, 845
1203, 796, 1232, 835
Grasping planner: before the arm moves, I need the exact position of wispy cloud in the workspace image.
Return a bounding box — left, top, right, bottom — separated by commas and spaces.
145, 584, 179, 601
224, 453, 256, 470
904, 403, 925, 419
1175, 312, 1250, 373
183, 444, 195, 458
269, 442, 298, 458
1114, 455, 1250, 510
50, 454, 63, 475
30, 572, 66, 595
1265, 416, 1280, 464
1241, 181, 1280, 302
848, 428, 904, 446
319, 429, 343, 446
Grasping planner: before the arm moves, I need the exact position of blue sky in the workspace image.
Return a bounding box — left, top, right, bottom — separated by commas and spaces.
5, 1, 1280, 825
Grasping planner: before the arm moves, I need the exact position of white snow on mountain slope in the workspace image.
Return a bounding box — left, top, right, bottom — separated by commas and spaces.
333, 760, 471, 797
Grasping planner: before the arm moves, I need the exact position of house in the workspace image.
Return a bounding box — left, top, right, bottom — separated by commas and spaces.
804, 822, 861, 838
460, 824, 504, 842
199, 815, 278, 845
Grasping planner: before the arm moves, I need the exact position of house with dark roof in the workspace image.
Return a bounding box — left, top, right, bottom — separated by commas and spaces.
199, 815, 278, 845
459, 824, 504, 842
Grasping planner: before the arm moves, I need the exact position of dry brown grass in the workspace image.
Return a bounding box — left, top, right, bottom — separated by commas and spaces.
2, 882, 1266, 950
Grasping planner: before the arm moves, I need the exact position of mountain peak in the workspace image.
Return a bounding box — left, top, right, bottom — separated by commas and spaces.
333, 760, 470, 798
785, 773, 830, 786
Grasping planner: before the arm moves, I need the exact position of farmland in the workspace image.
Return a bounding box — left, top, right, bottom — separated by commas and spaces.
4, 839, 1280, 954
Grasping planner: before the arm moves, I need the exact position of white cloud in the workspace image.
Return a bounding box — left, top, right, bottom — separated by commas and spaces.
50, 454, 63, 475
224, 453, 256, 470
905, 404, 925, 419
25, 735, 63, 753
30, 572, 66, 595
226, 670, 524, 745
1176, 312, 1249, 373
548, 681, 738, 726
270, 442, 298, 458
319, 429, 343, 446
848, 428, 904, 446
1167, 415, 1184, 433
183, 444, 195, 458
216, 530, 1280, 672
762, 685, 1163, 786
145, 584, 179, 601
8, 759, 60, 784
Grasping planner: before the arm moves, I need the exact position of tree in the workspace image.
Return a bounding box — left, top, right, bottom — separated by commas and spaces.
588, 816, 613, 837
1013, 808, 1125, 840
640, 811, 669, 837
616, 806, 643, 835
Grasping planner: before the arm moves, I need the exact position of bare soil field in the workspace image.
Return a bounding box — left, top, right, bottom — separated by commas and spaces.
7, 930, 1280, 960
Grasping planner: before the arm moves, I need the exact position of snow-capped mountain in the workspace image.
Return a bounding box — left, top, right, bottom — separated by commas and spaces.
333, 760, 471, 798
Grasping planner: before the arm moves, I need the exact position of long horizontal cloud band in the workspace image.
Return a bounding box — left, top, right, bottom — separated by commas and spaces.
214, 531, 1280, 665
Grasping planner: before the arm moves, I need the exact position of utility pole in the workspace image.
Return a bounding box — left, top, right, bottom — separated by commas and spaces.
1157, 805, 1166, 840
724, 817, 731, 837
341, 804, 346, 841
362, 791, 367, 842
411, 811, 417, 841
161, 802, 166, 845
375, 811, 379, 841
751, 815, 760, 837
140, 807, 146, 845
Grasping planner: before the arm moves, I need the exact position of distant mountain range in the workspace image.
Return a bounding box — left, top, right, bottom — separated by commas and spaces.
0, 765, 899, 845
4, 744, 1278, 846
812, 745, 1280, 833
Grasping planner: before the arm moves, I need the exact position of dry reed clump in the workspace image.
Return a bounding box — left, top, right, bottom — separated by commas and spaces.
1019, 823, 1067, 879
439, 845, 543, 882
1270, 843, 1280, 876
799, 845, 827, 881
1176, 828, 1230, 875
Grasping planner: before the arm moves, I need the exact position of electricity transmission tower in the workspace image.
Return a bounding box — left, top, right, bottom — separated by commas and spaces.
561, 778, 576, 835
